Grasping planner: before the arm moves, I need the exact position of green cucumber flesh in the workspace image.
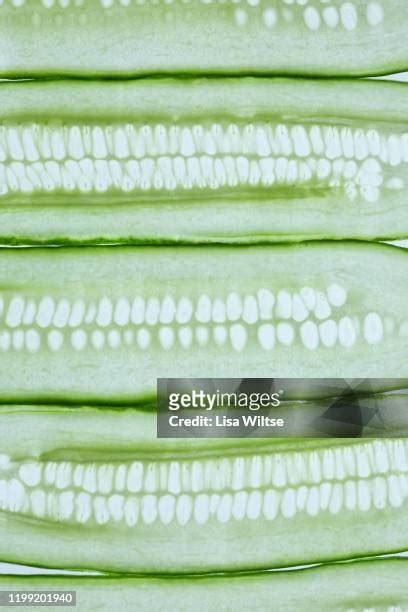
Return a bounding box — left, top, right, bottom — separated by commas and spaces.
1, 1, 408, 77
1, 78, 408, 244
1, 405, 408, 573
0, 558, 407, 611
0, 241, 407, 403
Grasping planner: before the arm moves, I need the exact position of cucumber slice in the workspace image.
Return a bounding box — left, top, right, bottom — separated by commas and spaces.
1, 1, 407, 77
1, 78, 408, 244
0, 558, 407, 611
0, 241, 406, 403
1, 405, 408, 573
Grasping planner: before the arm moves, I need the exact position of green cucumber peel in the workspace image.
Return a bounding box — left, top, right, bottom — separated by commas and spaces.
1, 1, 408, 77
0, 558, 408, 611
2, 392, 408, 458
1, 78, 408, 244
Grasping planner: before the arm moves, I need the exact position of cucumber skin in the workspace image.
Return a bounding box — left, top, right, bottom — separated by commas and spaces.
1, 396, 407, 459
2, 200, 408, 247
0, 558, 407, 612
5, 78, 408, 123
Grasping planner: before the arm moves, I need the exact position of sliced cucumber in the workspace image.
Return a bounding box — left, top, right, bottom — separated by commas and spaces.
0, 558, 407, 611
1, 1, 408, 77
1, 405, 408, 573
0, 241, 406, 403
1, 78, 408, 244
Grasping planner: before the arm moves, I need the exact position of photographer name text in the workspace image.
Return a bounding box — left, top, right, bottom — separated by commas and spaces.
168, 414, 284, 428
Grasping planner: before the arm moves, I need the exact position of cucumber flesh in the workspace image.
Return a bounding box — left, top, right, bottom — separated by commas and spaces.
0, 558, 407, 611
1, 1, 408, 77
0, 241, 406, 403
1, 78, 408, 244
1, 405, 408, 573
